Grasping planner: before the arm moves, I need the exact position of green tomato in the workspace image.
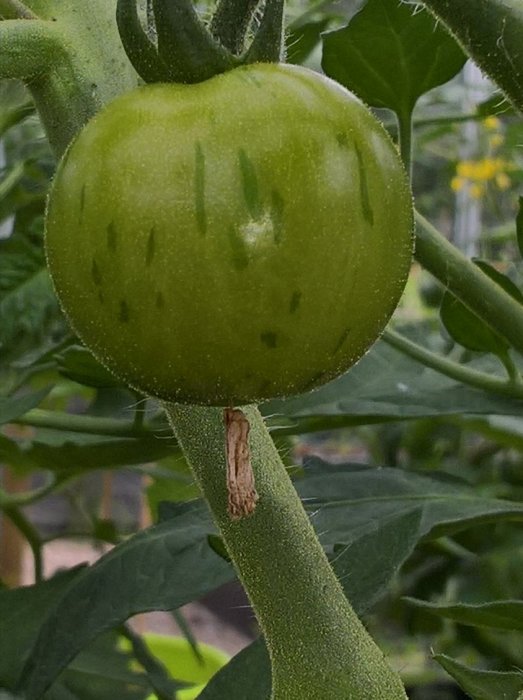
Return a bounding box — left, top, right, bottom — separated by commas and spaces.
46, 63, 413, 406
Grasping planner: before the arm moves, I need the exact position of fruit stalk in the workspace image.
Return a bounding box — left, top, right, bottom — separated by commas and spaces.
165, 402, 408, 700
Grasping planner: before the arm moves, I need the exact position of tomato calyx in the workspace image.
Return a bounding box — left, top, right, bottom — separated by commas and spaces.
116, 0, 284, 85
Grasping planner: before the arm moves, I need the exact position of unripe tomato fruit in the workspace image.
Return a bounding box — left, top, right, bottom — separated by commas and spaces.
46, 63, 413, 406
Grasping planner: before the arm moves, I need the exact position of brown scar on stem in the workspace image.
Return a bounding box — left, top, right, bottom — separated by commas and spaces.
224, 408, 259, 520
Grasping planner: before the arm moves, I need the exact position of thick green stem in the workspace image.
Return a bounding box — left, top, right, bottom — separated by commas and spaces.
165, 403, 407, 700
0, 0, 36, 19
414, 211, 523, 357
422, 0, 523, 115
0, 2, 137, 157
397, 109, 413, 178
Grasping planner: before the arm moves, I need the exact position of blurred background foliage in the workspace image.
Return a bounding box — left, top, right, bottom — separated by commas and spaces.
2, 0, 523, 699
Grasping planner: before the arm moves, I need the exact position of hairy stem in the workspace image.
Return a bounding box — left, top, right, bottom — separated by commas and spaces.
414, 211, 523, 357
165, 403, 407, 699
0, 0, 36, 18
0, 1, 137, 157
397, 109, 413, 178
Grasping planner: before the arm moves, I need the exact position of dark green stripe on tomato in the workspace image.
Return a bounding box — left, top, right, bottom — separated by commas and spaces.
194, 142, 207, 236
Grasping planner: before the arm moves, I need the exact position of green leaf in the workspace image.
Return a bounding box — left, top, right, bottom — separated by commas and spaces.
296, 459, 523, 543
322, 0, 466, 116
473, 260, 523, 304
439, 258, 523, 356
0, 430, 175, 474
0, 228, 60, 356
286, 18, 331, 65
440, 290, 509, 355
146, 452, 201, 518
332, 508, 422, 611
0, 567, 84, 689
264, 339, 523, 430
48, 631, 149, 700
119, 627, 187, 699
516, 196, 523, 258
404, 598, 523, 632
434, 653, 523, 700
18, 505, 234, 700
0, 387, 50, 425
55, 345, 121, 388
197, 638, 271, 700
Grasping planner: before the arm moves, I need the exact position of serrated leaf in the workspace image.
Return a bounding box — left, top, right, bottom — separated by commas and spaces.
434, 653, 523, 700
18, 504, 234, 700
404, 598, 523, 632
322, 0, 466, 116
440, 290, 509, 355
296, 459, 523, 543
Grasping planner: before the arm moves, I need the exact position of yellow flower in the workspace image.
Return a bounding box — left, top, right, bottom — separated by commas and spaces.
489, 133, 504, 148
469, 183, 485, 199
495, 172, 511, 190
474, 158, 499, 180
456, 161, 475, 178
451, 176, 465, 192
483, 116, 501, 130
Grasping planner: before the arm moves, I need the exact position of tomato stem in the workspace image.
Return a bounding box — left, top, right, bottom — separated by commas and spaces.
0, 0, 36, 19
165, 402, 408, 699
0, 1, 137, 157
397, 109, 413, 179
421, 0, 523, 115
414, 211, 523, 357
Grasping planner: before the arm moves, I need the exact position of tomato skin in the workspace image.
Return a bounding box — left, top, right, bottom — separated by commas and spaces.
45, 62, 413, 406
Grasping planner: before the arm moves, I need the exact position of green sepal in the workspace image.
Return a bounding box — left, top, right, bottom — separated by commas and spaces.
116, 0, 172, 83
152, 0, 237, 83
245, 0, 285, 63
116, 0, 285, 85
210, 0, 260, 55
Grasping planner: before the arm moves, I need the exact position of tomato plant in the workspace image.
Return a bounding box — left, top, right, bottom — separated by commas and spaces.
3, 1, 523, 699
46, 62, 412, 405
